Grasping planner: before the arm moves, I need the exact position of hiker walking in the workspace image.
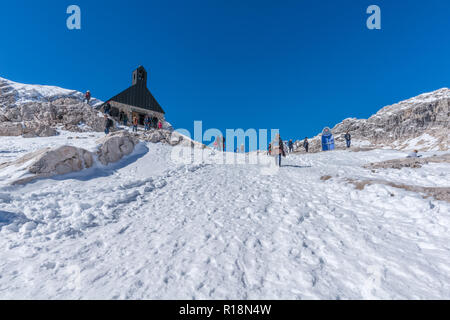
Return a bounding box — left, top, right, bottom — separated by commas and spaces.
158, 120, 162, 130
303, 137, 309, 153
272, 134, 286, 167
123, 113, 128, 126
288, 139, 294, 153
132, 116, 138, 132
345, 132, 351, 148
104, 115, 113, 135
85, 90, 91, 104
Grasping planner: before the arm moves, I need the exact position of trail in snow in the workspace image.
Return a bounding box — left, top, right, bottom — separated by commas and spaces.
0, 135, 449, 299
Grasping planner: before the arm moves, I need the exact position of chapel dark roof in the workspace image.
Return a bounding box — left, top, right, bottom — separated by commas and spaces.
105, 66, 165, 114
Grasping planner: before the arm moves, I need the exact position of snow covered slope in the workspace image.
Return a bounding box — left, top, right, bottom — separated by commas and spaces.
0, 77, 449, 299
0, 133, 449, 299
0, 77, 102, 108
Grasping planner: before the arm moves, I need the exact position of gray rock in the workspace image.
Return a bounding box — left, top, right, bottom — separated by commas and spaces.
0, 122, 23, 136
96, 131, 139, 165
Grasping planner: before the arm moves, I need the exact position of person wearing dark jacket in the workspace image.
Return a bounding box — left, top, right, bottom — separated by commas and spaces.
104, 115, 113, 135
272, 134, 286, 167
288, 139, 294, 153
345, 132, 351, 148
104, 102, 111, 115
303, 137, 309, 153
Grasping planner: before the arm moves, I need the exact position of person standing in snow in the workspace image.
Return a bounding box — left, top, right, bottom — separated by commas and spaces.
222, 136, 226, 151
104, 115, 113, 135
303, 137, 309, 153
345, 132, 351, 148
132, 116, 138, 133
144, 115, 150, 131
272, 134, 286, 167
288, 139, 294, 153
123, 113, 128, 126
85, 90, 91, 104
158, 121, 162, 130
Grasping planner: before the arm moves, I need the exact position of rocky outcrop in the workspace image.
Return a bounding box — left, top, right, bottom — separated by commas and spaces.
0, 122, 23, 136
294, 88, 450, 153
5, 146, 94, 185
0, 132, 139, 185
1, 77, 108, 138
27, 146, 94, 176
96, 131, 139, 165
0, 97, 110, 137
138, 128, 206, 148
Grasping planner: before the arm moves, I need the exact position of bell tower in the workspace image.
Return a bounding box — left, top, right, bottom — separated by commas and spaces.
132, 66, 147, 86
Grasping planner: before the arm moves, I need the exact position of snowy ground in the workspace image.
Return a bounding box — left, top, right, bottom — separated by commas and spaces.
0, 133, 449, 299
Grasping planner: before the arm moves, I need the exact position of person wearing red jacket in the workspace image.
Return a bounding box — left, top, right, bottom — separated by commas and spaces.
85, 90, 91, 104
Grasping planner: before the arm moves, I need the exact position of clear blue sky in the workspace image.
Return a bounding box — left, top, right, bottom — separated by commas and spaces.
1, 0, 449, 143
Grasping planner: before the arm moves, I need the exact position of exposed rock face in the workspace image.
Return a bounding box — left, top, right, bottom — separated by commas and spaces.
0, 122, 23, 136
0, 77, 107, 137
96, 131, 139, 165
0, 98, 109, 137
294, 88, 450, 153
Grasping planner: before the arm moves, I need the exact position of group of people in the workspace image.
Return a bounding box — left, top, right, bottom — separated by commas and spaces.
143, 115, 163, 131
266, 131, 353, 167
283, 132, 352, 154
102, 104, 162, 135
272, 138, 309, 156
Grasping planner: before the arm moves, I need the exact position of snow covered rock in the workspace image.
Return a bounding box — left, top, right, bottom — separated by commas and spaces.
144, 129, 166, 143
1, 146, 94, 185
27, 146, 94, 175
96, 131, 139, 165
0, 76, 102, 107
0, 77, 106, 137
